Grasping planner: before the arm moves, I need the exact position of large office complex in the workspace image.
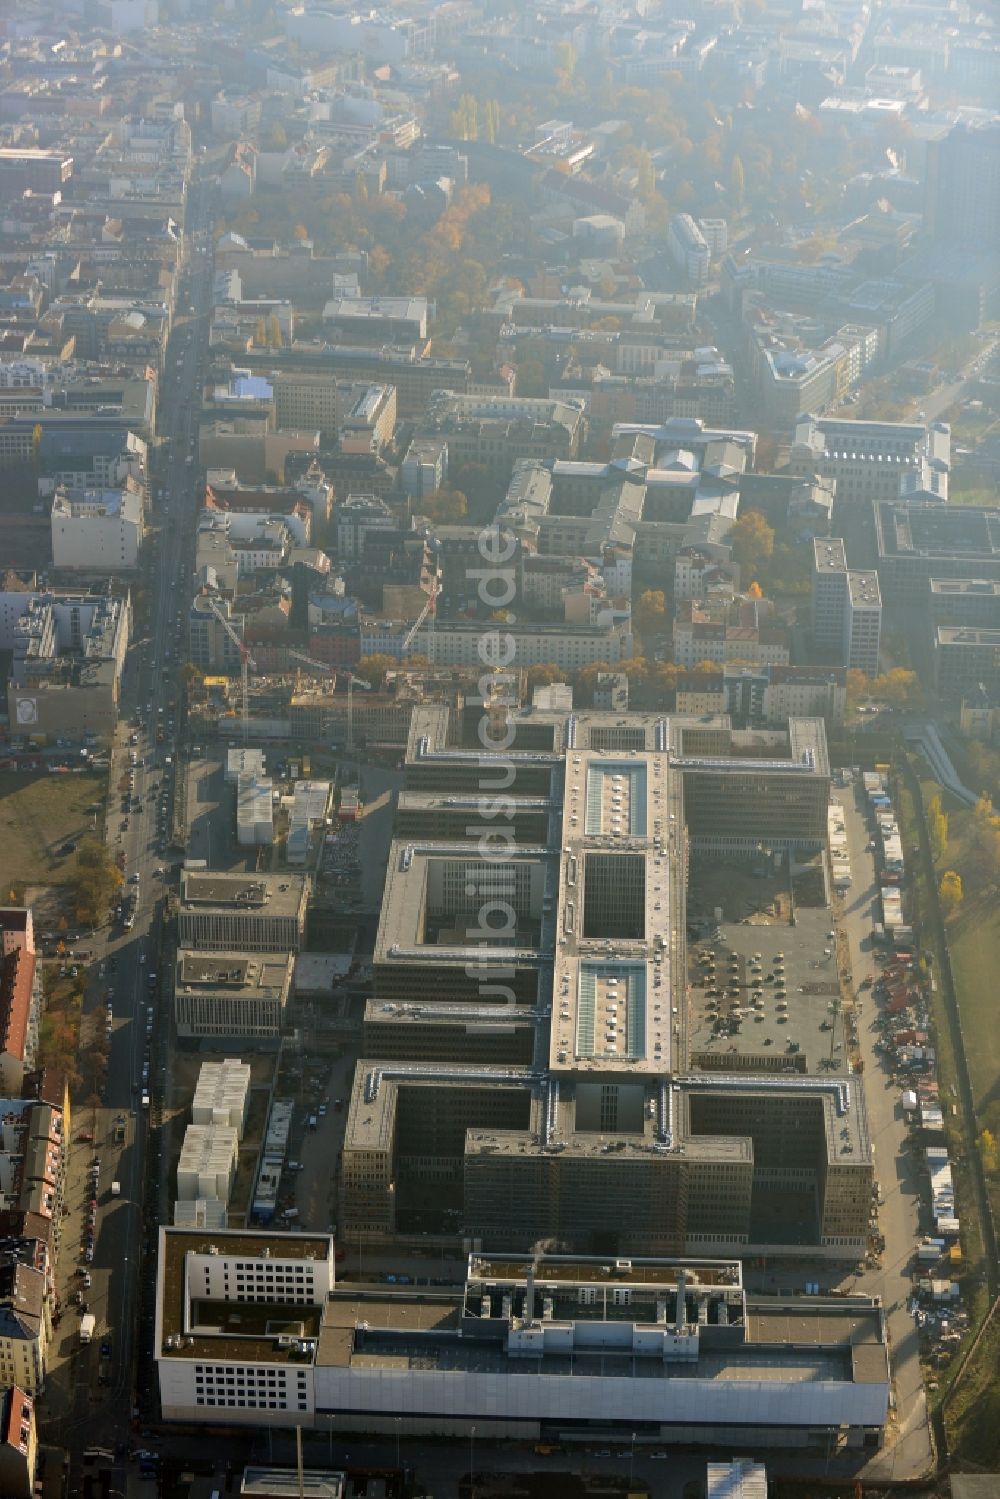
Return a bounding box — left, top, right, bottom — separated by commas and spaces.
155, 1230, 889, 1447
337, 702, 872, 1261
873, 501, 1000, 601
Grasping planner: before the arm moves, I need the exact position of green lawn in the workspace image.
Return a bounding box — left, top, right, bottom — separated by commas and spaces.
0, 771, 106, 891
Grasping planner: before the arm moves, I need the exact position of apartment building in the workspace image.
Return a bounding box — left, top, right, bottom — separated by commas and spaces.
177, 872, 310, 954
173, 952, 295, 1042
0, 1386, 35, 1499
0, 911, 41, 1097
0, 1254, 46, 1396
245, 346, 470, 419
272, 372, 339, 441
812, 539, 882, 676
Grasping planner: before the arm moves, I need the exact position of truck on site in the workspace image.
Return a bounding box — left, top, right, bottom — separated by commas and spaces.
80, 1313, 96, 1344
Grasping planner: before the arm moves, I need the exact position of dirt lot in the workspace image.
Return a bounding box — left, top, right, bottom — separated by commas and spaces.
0, 771, 106, 893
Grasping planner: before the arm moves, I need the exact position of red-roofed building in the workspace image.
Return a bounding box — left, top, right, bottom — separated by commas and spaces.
0, 913, 39, 1096
0, 1385, 35, 1499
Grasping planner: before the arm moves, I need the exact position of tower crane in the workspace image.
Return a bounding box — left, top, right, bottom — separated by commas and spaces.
399, 577, 438, 660
287, 650, 370, 754
208, 599, 256, 745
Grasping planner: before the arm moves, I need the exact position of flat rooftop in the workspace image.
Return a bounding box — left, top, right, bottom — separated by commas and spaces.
180, 871, 309, 916
468, 1253, 742, 1291
685, 904, 849, 1076
551, 748, 685, 1076
158, 1229, 331, 1365
176, 950, 293, 998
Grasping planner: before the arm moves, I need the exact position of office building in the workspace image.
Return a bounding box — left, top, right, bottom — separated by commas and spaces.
668, 214, 711, 286
400, 436, 448, 498
923, 119, 1000, 250
933, 627, 1000, 702
334, 703, 872, 1260
790, 417, 951, 503
155, 1231, 889, 1448
420, 392, 584, 481
322, 296, 428, 345
50, 484, 144, 573
2, 590, 130, 744
812, 539, 882, 676
0, 149, 73, 195
174, 952, 294, 1042
188, 595, 246, 675
272, 372, 340, 441
178, 872, 310, 953
873, 502, 1000, 602
360, 614, 633, 669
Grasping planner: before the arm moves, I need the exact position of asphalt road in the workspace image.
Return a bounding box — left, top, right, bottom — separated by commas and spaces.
830, 782, 934, 1481
45, 172, 218, 1467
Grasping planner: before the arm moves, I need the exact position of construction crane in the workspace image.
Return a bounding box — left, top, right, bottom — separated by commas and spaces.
399, 577, 438, 660
287, 650, 370, 754
208, 599, 256, 745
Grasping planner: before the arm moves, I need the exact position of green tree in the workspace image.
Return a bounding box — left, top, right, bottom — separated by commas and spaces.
939, 869, 963, 916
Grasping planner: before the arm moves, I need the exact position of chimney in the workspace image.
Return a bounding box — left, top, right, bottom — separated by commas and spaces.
524, 1261, 536, 1327
675, 1270, 687, 1328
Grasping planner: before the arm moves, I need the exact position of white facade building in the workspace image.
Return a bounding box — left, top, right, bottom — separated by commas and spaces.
176, 1123, 239, 1204
156, 1237, 889, 1445
192, 1058, 252, 1135
668, 214, 711, 286
50, 485, 144, 572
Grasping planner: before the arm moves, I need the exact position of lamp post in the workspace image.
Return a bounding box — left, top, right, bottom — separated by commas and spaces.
629, 1431, 636, 1488
470, 1425, 476, 1498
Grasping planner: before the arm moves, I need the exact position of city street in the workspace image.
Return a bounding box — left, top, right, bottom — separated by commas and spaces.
830, 782, 934, 1481
43, 172, 218, 1477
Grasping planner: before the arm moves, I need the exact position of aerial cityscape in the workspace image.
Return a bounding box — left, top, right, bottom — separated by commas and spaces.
0, 1, 996, 1497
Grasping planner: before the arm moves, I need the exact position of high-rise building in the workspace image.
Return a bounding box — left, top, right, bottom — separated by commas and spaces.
813, 538, 882, 676
924, 119, 1000, 249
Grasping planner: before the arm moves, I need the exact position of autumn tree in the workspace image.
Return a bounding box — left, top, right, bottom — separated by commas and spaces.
979, 1129, 1000, 1176
450, 94, 479, 141
359, 653, 395, 690
525, 663, 567, 697
635, 589, 667, 637
730, 154, 745, 209
420, 486, 468, 524
938, 869, 963, 916
927, 794, 949, 863
728, 509, 775, 580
